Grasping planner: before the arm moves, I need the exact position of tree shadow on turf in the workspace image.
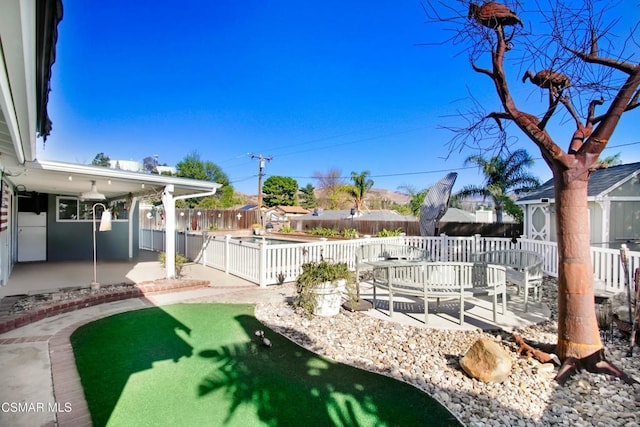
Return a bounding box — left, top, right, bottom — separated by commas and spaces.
196, 314, 461, 426
71, 307, 193, 427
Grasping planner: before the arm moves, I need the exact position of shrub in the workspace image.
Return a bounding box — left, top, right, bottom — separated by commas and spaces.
308, 227, 339, 237
342, 228, 359, 239
158, 252, 188, 278
279, 225, 294, 233
376, 228, 404, 237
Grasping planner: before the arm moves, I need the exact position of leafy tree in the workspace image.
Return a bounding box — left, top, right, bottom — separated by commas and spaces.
143, 156, 158, 173
299, 184, 318, 209
425, 1, 639, 383
502, 197, 523, 224
175, 151, 236, 208
313, 168, 350, 210
455, 150, 540, 223
91, 152, 110, 167
348, 170, 374, 213
262, 176, 298, 207
598, 153, 622, 166
409, 189, 429, 217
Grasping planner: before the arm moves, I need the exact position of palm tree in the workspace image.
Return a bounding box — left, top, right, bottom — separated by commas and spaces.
349, 171, 374, 214
456, 149, 540, 223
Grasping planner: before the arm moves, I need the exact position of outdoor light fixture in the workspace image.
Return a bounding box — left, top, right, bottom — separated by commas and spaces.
81, 180, 106, 200
91, 203, 112, 289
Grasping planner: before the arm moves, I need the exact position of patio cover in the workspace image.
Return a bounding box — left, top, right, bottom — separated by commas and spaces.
4, 159, 221, 279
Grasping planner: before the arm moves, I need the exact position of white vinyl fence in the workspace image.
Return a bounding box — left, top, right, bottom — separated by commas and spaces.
139, 229, 640, 291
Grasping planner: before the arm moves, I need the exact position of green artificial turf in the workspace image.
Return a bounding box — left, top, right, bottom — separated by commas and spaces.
71, 303, 461, 427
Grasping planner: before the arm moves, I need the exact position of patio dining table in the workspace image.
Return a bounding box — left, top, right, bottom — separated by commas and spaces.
366, 259, 507, 325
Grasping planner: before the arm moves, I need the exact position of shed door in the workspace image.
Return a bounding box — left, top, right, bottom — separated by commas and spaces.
528, 205, 549, 241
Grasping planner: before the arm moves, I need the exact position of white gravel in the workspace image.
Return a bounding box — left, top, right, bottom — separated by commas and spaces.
255, 278, 640, 426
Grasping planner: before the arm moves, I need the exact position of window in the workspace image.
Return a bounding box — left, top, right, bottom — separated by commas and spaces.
56, 197, 129, 221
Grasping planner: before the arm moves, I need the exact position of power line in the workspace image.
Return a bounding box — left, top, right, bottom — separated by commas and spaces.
261, 140, 640, 182
230, 140, 640, 189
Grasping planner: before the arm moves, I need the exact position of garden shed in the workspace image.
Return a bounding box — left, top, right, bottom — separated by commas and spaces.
517, 162, 640, 251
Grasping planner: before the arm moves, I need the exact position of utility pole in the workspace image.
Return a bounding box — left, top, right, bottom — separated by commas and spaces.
250, 153, 272, 224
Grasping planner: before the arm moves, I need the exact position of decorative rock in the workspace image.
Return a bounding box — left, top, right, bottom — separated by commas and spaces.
277, 307, 295, 318
537, 363, 556, 377
459, 338, 513, 383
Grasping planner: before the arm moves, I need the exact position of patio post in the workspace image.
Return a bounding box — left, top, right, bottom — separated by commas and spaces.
162, 185, 177, 279
259, 240, 267, 287
224, 234, 231, 274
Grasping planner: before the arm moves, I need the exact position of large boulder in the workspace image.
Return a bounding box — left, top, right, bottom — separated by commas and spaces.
460, 338, 512, 383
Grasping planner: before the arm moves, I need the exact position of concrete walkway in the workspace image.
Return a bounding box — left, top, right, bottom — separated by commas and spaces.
0, 252, 550, 426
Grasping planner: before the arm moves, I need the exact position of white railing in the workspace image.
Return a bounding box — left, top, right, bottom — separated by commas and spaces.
140, 229, 640, 291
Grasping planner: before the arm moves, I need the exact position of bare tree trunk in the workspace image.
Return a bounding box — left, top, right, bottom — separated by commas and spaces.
554, 170, 602, 359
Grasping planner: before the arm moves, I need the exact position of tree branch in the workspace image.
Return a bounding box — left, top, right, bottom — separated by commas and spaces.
558, 96, 584, 128
486, 112, 512, 130
567, 47, 638, 74
539, 94, 562, 130
592, 89, 640, 123
587, 97, 605, 125
471, 60, 493, 78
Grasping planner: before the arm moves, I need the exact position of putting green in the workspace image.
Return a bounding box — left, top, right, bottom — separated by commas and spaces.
71, 303, 460, 426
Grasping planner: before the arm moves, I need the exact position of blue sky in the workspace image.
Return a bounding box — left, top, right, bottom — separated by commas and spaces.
42, 1, 639, 196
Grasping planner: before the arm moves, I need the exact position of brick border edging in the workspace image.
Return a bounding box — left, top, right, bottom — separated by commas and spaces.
0, 280, 209, 335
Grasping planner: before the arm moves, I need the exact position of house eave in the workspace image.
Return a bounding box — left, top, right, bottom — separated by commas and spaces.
35, 0, 63, 143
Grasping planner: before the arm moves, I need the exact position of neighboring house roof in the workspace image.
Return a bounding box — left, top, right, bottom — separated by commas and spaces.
517, 162, 640, 203
441, 208, 476, 222
239, 204, 258, 211
274, 205, 309, 214
297, 209, 414, 221
360, 210, 414, 221
299, 209, 349, 220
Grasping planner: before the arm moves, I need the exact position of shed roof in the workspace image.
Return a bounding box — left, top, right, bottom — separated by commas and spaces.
297, 209, 414, 221
517, 162, 640, 203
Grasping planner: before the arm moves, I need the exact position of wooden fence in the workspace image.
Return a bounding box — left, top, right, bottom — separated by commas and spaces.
289, 218, 522, 238
139, 229, 640, 291
140, 207, 261, 232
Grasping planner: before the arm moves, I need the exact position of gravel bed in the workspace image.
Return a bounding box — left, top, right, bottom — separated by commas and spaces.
255, 278, 640, 426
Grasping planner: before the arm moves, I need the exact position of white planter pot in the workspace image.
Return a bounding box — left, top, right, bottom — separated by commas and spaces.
312, 279, 346, 316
